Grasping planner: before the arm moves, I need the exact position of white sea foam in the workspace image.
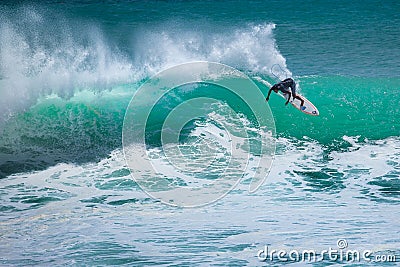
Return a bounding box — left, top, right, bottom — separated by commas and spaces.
133, 23, 289, 77
0, 8, 289, 123
1, 136, 399, 265
0, 8, 134, 122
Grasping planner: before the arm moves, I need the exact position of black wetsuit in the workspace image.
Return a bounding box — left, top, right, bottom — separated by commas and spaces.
266, 78, 304, 106
273, 78, 297, 96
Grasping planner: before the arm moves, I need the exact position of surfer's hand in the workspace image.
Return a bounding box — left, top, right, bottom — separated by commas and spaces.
285, 101, 289, 105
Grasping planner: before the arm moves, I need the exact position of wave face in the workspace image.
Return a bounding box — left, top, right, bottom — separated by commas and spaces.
261, 75, 400, 144
2, 74, 399, 176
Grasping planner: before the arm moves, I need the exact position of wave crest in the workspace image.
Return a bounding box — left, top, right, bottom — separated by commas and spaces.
0, 6, 289, 123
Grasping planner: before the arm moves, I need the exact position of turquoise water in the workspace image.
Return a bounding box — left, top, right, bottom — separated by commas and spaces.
1, 1, 399, 265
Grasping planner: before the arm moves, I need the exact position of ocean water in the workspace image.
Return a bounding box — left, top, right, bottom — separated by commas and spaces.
1, 1, 399, 266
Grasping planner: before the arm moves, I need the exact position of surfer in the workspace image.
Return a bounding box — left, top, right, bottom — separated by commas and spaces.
266, 78, 305, 109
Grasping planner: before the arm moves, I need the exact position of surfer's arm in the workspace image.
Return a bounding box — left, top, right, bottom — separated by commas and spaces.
266, 88, 273, 101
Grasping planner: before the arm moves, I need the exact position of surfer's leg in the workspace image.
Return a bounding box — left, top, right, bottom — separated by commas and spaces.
284, 92, 291, 105
294, 95, 305, 106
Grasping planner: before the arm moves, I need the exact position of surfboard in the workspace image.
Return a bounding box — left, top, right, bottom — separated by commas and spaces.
254, 76, 319, 116
280, 93, 319, 116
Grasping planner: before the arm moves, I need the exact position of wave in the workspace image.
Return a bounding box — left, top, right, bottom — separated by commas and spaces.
1, 7, 399, 179
0, 6, 288, 124
0, 7, 290, 177
257, 75, 400, 144
1, 74, 399, 178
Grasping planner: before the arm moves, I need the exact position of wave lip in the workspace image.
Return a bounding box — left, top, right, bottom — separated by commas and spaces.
134, 23, 290, 77
0, 7, 135, 123
0, 6, 290, 125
